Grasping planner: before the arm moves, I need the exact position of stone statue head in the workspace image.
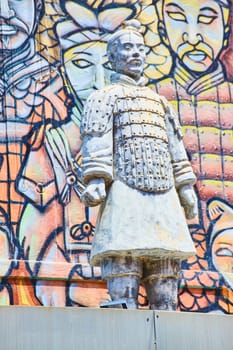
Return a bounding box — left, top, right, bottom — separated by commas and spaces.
155, 0, 231, 74
0, 0, 43, 52
107, 20, 146, 81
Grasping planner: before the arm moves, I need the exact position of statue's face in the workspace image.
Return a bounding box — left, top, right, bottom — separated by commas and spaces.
212, 229, 233, 288
114, 32, 146, 80
0, 0, 36, 51
63, 41, 112, 102
163, 0, 226, 73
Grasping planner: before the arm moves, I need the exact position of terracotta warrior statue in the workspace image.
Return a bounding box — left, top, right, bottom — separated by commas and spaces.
80, 20, 197, 310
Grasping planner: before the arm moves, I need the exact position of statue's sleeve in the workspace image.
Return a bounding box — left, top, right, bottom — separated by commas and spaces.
161, 96, 196, 189
80, 88, 115, 186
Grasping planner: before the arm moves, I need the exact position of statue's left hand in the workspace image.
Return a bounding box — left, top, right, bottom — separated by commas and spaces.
81, 178, 106, 207
178, 185, 198, 220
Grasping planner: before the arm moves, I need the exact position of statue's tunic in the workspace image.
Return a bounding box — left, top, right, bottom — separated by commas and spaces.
81, 73, 196, 265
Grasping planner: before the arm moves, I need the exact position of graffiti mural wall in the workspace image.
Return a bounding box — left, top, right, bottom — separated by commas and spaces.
0, 0, 233, 313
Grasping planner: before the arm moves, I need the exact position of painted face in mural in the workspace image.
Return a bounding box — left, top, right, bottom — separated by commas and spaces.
0, 0, 36, 51
211, 229, 233, 289
110, 32, 146, 80
64, 41, 113, 103
161, 0, 228, 73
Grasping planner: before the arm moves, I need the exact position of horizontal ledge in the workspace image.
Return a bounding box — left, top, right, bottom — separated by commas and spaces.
0, 259, 227, 291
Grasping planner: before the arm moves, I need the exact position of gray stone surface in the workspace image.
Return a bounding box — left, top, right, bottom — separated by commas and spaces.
80, 20, 198, 310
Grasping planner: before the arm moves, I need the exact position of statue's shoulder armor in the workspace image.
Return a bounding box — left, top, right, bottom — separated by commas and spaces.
81, 85, 119, 135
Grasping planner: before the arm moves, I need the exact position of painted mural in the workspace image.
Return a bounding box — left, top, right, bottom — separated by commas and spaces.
0, 0, 233, 313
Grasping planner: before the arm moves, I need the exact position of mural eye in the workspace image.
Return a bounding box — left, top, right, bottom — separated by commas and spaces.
70, 220, 94, 241
166, 11, 187, 22
72, 59, 93, 69
215, 248, 233, 257
198, 15, 217, 25
82, 222, 92, 234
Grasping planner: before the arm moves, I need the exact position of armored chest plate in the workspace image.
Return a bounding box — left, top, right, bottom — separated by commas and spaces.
113, 87, 174, 192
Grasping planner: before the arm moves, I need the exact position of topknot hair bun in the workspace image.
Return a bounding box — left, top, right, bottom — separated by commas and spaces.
122, 19, 142, 33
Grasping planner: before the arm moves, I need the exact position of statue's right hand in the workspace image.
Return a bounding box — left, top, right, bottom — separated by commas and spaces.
81, 178, 106, 207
